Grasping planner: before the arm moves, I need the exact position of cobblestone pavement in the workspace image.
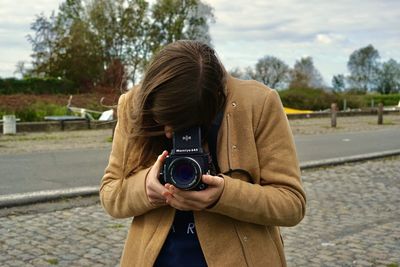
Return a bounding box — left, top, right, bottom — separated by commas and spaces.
0, 157, 399, 266
1, 114, 399, 155
282, 156, 400, 267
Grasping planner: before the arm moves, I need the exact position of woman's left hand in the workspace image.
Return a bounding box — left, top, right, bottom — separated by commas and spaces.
163, 175, 225, 211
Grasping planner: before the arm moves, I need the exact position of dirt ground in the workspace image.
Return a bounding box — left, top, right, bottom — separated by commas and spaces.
0, 114, 399, 155
289, 114, 400, 135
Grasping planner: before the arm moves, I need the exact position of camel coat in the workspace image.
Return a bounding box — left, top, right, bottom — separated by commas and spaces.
100, 75, 306, 267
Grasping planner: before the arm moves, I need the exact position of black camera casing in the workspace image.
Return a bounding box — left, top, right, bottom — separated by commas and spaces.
160, 127, 212, 191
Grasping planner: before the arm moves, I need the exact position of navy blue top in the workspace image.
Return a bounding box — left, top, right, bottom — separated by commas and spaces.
154, 113, 223, 267
153, 210, 207, 267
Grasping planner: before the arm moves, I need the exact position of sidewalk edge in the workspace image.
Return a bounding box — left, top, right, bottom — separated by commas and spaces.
0, 186, 99, 209
299, 149, 400, 170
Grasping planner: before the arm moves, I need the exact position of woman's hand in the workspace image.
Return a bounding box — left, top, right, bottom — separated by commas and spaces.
163, 175, 225, 211
145, 150, 171, 207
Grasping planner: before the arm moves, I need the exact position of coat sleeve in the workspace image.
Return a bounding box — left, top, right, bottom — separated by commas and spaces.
209, 89, 306, 227
99, 93, 155, 218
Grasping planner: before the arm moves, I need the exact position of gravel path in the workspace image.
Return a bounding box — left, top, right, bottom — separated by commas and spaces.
289, 114, 400, 135
1, 114, 399, 155
0, 129, 112, 155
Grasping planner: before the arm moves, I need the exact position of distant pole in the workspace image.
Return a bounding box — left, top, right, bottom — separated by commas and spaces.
343, 98, 347, 111
371, 98, 375, 108
331, 103, 337, 128
378, 103, 383, 125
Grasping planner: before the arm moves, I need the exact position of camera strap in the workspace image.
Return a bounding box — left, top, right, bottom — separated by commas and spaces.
207, 111, 224, 174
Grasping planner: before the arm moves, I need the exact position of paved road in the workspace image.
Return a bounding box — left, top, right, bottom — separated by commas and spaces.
0, 148, 110, 195
0, 129, 399, 195
1, 156, 399, 266
295, 128, 400, 162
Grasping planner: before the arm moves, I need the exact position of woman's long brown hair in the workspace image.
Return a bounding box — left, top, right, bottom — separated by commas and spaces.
123, 40, 227, 176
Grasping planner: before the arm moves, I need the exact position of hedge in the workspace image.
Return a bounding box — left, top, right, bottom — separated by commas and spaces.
278, 88, 338, 111
0, 102, 68, 122
0, 77, 77, 94
278, 88, 400, 111
363, 94, 400, 106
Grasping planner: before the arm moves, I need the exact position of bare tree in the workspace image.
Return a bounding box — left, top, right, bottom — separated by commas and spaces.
289, 56, 324, 89
252, 56, 290, 88
347, 44, 380, 92
376, 59, 400, 94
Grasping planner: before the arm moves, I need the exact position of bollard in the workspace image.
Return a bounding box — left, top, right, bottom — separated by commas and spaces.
3, 115, 17, 135
331, 103, 337, 128
378, 103, 383, 125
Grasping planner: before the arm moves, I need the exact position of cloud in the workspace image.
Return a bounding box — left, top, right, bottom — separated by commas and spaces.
207, 0, 400, 83
315, 33, 347, 45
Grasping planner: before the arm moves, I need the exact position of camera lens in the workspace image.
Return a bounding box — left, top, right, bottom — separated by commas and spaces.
174, 164, 195, 182
169, 157, 201, 190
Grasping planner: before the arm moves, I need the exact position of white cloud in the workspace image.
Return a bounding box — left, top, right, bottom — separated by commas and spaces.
315, 33, 347, 45
207, 0, 400, 84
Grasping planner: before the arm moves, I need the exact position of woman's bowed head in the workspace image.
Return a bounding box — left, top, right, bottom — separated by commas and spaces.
132, 40, 228, 210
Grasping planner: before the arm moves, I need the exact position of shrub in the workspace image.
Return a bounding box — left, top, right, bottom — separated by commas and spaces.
363, 93, 400, 106
278, 88, 400, 111
0, 102, 68, 122
337, 93, 400, 109
336, 93, 366, 110
278, 88, 338, 111
0, 77, 77, 95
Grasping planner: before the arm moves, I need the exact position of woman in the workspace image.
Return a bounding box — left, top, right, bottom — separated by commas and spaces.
100, 40, 306, 267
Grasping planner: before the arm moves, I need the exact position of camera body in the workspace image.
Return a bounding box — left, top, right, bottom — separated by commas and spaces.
160, 127, 213, 191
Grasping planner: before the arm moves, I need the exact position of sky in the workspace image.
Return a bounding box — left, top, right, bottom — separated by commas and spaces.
0, 0, 399, 85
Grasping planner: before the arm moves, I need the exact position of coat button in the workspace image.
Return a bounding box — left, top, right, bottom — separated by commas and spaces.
232, 102, 237, 107
243, 236, 248, 242
232, 145, 237, 150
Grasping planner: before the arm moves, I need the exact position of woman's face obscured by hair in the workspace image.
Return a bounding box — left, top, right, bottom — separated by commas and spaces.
136, 40, 227, 136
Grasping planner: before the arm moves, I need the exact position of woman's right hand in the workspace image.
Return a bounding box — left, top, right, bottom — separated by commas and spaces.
145, 150, 171, 207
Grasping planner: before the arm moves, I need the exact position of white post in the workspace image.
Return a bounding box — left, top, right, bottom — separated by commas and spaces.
3, 115, 17, 135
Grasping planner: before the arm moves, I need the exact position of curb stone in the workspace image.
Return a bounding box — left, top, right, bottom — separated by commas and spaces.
300, 149, 400, 169
0, 186, 98, 208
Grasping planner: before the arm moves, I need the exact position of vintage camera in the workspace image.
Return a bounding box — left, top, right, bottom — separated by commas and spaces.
160, 127, 214, 191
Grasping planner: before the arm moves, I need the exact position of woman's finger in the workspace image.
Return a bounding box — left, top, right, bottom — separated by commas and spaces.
152, 150, 169, 173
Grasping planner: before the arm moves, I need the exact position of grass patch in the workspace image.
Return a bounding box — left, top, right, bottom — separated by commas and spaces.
106, 136, 113, 142
0, 135, 63, 142
0, 132, 87, 143
367, 119, 396, 125
108, 223, 125, 229
387, 263, 398, 267
321, 126, 344, 129
45, 258, 59, 265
